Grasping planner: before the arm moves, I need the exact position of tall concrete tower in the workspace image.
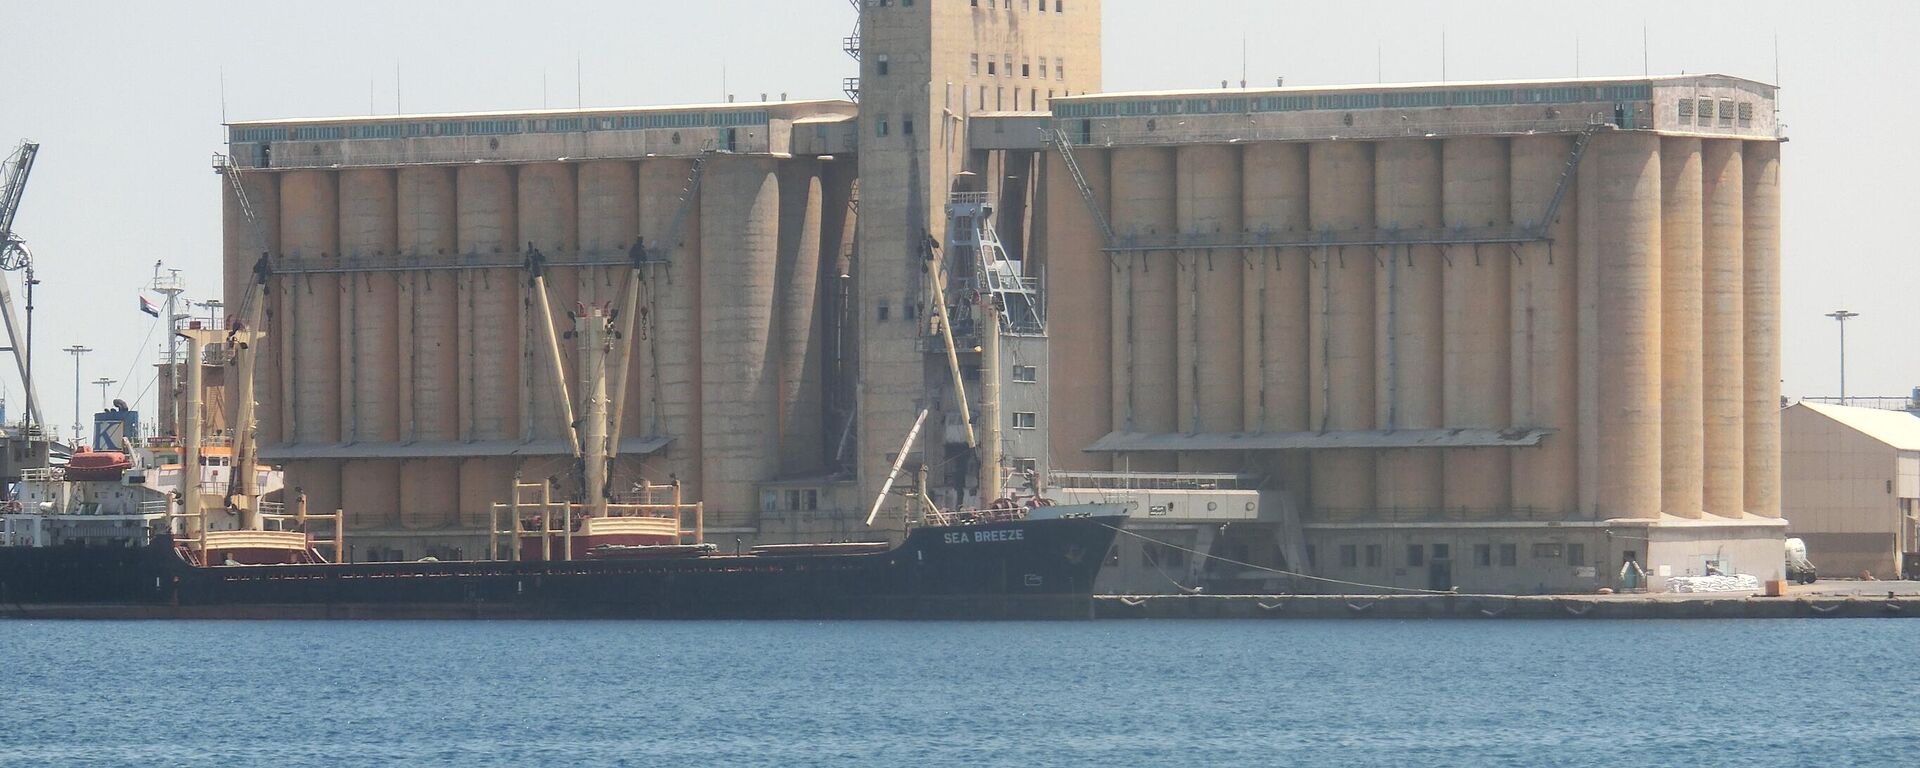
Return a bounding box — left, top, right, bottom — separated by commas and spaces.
853, 0, 1101, 524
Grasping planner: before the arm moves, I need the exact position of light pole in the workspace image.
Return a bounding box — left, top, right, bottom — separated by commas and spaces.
1826, 310, 1859, 403
62, 344, 90, 445
92, 377, 116, 408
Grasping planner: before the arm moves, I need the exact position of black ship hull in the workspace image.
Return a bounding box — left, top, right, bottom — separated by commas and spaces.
0, 515, 1122, 620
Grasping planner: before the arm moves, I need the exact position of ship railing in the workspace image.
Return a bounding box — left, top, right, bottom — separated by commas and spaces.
21, 467, 63, 482
489, 484, 706, 563
138, 500, 170, 516
922, 506, 1029, 528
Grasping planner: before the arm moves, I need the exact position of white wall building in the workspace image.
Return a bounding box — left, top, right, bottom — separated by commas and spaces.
1782, 402, 1920, 579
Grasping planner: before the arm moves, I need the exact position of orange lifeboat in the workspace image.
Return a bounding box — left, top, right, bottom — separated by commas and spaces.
67, 448, 133, 481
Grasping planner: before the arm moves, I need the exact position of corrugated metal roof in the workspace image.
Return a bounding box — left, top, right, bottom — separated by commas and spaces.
229, 100, 856, 127
1086, 428, 1554, 452
1056, 74, 1773, 102
1796, 402, 1920, 450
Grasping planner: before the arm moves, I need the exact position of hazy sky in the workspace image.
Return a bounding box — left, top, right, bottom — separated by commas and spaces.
2, 0, 1914, 441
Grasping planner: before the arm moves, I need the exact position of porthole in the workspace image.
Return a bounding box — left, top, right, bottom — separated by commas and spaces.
1207, 501, 1218, 511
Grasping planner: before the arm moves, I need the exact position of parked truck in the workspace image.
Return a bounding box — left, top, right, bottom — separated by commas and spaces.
1785, 538, 1818, 584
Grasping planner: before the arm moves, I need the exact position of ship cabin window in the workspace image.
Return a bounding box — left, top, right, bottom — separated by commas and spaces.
1718, 98, 1735, 127
1364, 544, 1381, 568
1432, 543, 1449, 561
988, 60, 997, 76
1012, 411, 1037, 429
877, 301, 890, 321
1499, 543, 1518, 567
1014, 458, 1037, 475
1474, 543, 1492, 567
783, 489, 819, 511
1567, 543, 1586, 567
1532, 542, 1563, 559
1012, 365, 1038, 383
876, 55, 890, 77
971, 53, 980, 76
1407, 544, 1425, 567
1677, 98, 1693, 121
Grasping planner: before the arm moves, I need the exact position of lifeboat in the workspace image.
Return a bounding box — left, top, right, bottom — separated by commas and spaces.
66, 448, 133, 481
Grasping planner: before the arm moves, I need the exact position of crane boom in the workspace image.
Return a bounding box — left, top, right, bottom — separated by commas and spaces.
0, 141, 45, 430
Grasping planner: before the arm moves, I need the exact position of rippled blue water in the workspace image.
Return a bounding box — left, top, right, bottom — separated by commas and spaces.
0, 619, 1914, 766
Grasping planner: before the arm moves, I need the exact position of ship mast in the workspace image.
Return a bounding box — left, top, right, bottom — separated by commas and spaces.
178, 329, 204, 545
581, 305, 612, 520
980, 295, 1002, 503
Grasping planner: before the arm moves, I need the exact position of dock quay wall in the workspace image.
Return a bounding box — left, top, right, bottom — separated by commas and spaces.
1093, 593, 1920, 620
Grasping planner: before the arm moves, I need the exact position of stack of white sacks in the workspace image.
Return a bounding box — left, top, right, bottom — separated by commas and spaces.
1666, 574, 1763, 593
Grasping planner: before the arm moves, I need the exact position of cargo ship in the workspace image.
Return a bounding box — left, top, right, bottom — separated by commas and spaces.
0, 257, 1124, 620
0, 494, 1123, 620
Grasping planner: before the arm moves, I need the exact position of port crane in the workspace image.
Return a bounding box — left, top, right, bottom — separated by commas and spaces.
0, 141, 45, 432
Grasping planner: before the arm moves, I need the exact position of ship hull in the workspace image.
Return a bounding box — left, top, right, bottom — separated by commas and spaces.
0, 515, 1122, 620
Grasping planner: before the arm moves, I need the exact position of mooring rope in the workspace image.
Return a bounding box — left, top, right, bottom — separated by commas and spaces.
1102, 523, 1456, 596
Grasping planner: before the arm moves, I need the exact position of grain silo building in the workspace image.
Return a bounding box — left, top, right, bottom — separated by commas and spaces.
219, 1, 1787, 592
1040, 76, 1787, 591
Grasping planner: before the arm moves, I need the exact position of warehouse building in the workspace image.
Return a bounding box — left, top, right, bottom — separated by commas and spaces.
219, 0, 1788, 592
1782, 402, 1920, 580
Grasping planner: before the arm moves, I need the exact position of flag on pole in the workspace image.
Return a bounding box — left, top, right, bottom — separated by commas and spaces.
140, 296, 160, 317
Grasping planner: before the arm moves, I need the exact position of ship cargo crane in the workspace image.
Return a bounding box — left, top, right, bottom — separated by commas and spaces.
215, 158, 272, 524
0, 141, 45, 432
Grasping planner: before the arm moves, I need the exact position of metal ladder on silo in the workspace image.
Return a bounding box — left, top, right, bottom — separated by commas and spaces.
1533, 123, 1602, 238
646, 155, 707, 264
1048, 128, 1116, 249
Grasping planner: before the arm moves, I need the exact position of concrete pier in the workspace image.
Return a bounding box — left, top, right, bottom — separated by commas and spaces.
1094, 590, 1920, 620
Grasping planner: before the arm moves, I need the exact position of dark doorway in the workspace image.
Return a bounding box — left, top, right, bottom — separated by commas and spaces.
1428, 557, 1453, 592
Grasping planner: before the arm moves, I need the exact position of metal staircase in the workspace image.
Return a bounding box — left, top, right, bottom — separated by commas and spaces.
1532, 122, 1603, 238
841, 0, 862, 101
1048, 128, 1115, 248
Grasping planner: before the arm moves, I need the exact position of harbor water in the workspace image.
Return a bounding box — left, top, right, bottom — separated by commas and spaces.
1, 619, 1913, 766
